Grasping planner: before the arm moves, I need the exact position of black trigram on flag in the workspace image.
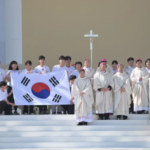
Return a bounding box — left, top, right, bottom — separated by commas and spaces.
52, 94, 62, 103
49, 76, 59, 87
21, 77, 30, 86
23, 94, 34, 103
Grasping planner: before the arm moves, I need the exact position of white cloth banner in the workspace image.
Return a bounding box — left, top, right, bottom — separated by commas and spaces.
11, 70, 71, 105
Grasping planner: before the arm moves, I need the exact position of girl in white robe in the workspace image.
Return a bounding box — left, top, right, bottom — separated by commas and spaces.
71, 69, 94, 125
94, 62, 114, 120
130, 59, 149, 114
113, 64, 132, 120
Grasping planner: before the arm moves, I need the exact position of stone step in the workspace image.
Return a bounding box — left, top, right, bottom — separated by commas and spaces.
0, 125, 150, 131
1, 136, 150, 143
0, 131, 150, 137
0, 114, 148, 120
0, 120, 149, 126
1, 142, 150, 149
0, 148, 149, 150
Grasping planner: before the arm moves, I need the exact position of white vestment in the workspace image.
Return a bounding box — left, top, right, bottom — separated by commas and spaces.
96, 64, 113, 76
130, 67, 149, 111
113, 72, 132, 116
94, 70, 114, 114
72, 77, 94, 122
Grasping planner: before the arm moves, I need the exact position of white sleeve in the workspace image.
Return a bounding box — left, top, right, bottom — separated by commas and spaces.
3, 70, 6, 78
34, 67, 39, 73
52, 66, 56, 72
47, 67, 50, 72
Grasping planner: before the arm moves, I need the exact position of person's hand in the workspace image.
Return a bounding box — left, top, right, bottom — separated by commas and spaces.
122, 88, 125, 92
80, 92, 84, 97
45, 71, 48, 73
105, 88, 109, 92
102, 88, 109, 92
7, 78, 11, 82
39, 72, 42, 74
3, 100, 9, 104
139, 77, 142, 81
70, 101, 74, 105
11, 103, 15, 106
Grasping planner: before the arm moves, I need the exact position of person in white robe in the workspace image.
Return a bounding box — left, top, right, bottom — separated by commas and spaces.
94, 62, 114, 120
71, 62, 82, 78
130, 59, 149, 114
71, 69, 94, 125
113, 64, 132, 120
112, 60, 118, 74
83, 59, 96, 111
124, 57, 135, 114
83, 59, 95, 81
96, 59, 113, 76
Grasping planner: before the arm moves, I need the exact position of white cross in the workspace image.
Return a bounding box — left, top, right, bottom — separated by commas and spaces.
84, 30, 98, 68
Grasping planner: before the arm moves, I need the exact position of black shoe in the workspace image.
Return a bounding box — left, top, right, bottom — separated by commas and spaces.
77, 122, 83, 125
52, 112, 56, 114
13, 111, 20, 115
98, 115, 103, 120
123, 116, 128, 120
84, 122, 88, 125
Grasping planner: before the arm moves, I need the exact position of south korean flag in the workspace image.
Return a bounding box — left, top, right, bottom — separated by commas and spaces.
11, 70, 71, 105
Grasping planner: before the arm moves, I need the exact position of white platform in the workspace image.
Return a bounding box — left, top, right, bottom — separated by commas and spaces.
0, 114, 150, 149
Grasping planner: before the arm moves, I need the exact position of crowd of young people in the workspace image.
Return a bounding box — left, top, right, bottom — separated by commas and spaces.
0, 56, 150, 125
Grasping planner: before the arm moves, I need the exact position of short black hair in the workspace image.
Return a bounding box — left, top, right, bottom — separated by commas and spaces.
25, 60, 32, 66
0, 81, 7, 87
75, 61, 82, 67
65, 56, 71, 60
127, 57, 134, 62
98, 61, 101, 67
8, 61, 19, 70
112, 60, 118, 65
59, 55, 66, 60
69, 75, 77, 81
39, 55, 45, 60
145, 58, 150, 66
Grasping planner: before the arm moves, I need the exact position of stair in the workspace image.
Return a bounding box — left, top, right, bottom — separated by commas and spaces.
0, 114, 150, 149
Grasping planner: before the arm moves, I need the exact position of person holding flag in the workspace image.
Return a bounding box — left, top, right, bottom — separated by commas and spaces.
34, 55, 50, 114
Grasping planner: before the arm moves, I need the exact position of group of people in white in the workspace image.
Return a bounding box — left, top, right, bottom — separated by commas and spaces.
0, 55, 149, 125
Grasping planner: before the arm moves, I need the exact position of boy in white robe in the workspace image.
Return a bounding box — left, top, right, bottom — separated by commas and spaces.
71, 69, 94, 125
94, 62, 114, 120
130, 59, 149, 114
83, 59, 95, 81
96, 59, 114, 76
113, 64, 132, 120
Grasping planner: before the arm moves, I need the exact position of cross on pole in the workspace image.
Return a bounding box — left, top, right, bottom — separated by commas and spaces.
84, 30, 98, 68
